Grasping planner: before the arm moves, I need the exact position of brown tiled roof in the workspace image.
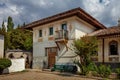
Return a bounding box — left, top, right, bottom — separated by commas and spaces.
89, 26, 120, 37
23, 7, 106, 30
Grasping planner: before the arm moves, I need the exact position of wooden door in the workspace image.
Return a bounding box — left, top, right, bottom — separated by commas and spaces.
48, 52, 56, 68
46, 47, 57, 68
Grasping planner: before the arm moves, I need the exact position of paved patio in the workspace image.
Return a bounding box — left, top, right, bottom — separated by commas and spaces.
0, 70, 100, 80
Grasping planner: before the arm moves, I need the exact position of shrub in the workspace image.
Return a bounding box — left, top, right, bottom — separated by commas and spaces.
0, 58, 12, 74
74, 60, 97, 75
87, 62, 97, 71
115, 68, 120, 79
96, 64, 111, 78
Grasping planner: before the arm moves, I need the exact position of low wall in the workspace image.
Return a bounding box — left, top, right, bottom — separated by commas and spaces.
3, 58, 25, 73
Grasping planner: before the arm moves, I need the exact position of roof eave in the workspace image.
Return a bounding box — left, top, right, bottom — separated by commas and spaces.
23, 7, 106, 30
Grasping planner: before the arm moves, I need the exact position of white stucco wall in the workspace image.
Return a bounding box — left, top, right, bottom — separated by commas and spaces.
98, 39, 103, 62
8, 58, 25, 72
98, 37, 120, 62
74, 18, 96, 39
0, 35, 4, 58
33, 16, 76, 43
32, 16, 98, 69
32, 16, 77, 56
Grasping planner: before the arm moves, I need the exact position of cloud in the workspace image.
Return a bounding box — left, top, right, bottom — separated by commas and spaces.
82, 0, 120, 27
0, 0, 120, 27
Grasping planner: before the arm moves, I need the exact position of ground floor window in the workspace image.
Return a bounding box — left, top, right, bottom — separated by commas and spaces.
109, 40, 118, 55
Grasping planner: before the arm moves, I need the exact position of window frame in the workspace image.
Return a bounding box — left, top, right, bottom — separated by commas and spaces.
39, 29, 42, 37
49, 27, 53, 35
109, 40, 118, 55
61, 23, 67, 30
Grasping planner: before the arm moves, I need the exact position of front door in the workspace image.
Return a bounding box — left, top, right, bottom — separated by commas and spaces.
46, 47, 57, 68
48, 52, 56, 68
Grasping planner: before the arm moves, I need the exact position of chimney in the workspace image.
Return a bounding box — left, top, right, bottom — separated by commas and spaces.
118, 18, 120, 27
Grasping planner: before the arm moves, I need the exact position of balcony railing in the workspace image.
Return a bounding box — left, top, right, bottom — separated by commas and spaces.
55, 30, 68, 40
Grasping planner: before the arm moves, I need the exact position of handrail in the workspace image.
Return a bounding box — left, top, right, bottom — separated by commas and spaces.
55, 30, 68, 40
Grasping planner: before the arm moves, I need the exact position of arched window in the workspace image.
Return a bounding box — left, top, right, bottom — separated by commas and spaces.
109, 41, 118, 55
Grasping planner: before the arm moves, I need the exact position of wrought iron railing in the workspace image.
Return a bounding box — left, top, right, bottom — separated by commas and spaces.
55, 30, 68, 40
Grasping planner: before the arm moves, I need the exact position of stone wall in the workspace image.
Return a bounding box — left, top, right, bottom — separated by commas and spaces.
32, 56, 47, 69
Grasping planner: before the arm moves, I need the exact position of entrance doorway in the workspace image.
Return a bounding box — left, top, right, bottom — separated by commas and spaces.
46, 47, 57, 68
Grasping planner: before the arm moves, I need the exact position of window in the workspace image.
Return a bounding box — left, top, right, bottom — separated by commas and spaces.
109, 41, 118, 55
49, 27, 53, 35
39, 30, 42, 37
61, 23, 67, 30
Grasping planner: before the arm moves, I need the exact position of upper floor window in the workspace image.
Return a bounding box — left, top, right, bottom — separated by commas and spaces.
49, 27, 53, 35
61, 23, 67, 30
39, 30, 42, 37
109, 41, 118, 55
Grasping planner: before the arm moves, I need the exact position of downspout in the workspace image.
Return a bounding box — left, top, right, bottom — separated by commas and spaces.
102, 38, 105, 64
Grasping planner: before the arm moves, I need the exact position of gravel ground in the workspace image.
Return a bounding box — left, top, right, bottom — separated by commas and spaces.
0, 70, 99, 80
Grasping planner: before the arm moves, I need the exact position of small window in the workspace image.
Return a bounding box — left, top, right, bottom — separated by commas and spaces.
109, 41, 118, 55
61, 23, 67, 30
49, 27, 53, 35
39, 30, 42, 37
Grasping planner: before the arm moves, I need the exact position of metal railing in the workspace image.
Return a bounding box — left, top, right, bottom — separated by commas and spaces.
55, 30, 68, 40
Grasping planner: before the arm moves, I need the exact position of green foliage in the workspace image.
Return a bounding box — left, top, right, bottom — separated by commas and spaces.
17, 24, 21, 29
73, 36, 98, 75
74, 60, 89, 75
96, 64, 111, 78
0, 58, 11, 70
87, 62, 97, 71
115, 68, 120, 79
0, 21, 6, 35
0, 16, 32, 51
7, 16, 14, 32
6, 28, 32, 50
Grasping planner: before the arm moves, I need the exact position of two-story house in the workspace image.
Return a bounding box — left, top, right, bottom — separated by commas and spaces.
24, 7, 106, 69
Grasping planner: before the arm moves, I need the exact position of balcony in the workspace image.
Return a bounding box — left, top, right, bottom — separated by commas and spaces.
55, 30, 68, 50
55, 30, 68, 41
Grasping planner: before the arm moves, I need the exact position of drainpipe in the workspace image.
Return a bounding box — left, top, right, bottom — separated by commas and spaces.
102, 38, 105, 64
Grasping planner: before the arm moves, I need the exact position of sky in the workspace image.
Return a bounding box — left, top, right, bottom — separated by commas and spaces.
0, 0, 120, 27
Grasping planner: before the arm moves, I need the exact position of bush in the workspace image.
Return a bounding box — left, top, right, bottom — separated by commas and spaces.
74, 60, 96, 75
96, 64, 111, 78
115, 68, 120, 79
87, 62, 97, 71
0, 58, 12, 74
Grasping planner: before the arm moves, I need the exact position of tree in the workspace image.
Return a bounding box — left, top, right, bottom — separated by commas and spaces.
2, 21, 6, 33
0, 21, 6, 35
7, 16, 14, 32
7, 28, 32, 50
17, 24, 21, 29
23, 22, 25, 27
73, 36, 98, 75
